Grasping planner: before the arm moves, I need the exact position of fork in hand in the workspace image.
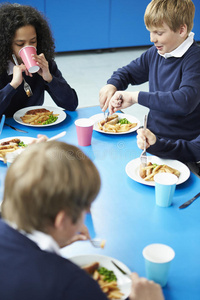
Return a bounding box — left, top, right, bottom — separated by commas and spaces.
104, 111, 109, 122
23, 79, 33, 97
12, 54, 33, 97
86, 213, 106, 248
140, 115, 148, 167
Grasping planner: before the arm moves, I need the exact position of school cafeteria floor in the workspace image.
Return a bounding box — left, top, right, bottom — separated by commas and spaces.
44, 46, 150, 124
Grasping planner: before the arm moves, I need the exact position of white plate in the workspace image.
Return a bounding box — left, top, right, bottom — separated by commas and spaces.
90, 113, 140, 134
69, 254, 131, 300
125, 156, 190, 186
13, 106, 66, 127
0, 136, 35, 162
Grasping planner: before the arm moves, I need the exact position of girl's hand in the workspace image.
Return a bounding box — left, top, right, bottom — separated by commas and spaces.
109, 91, 139, 114
10, 64, 32, 89
32, 53, 53, 83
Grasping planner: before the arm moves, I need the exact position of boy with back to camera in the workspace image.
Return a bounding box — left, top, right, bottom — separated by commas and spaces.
100, 0, 200, 141
0, 141, 164, 300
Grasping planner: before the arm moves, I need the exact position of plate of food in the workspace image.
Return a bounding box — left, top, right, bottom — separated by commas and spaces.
125, 156, 190, 186
90, 113, 140, 134
0, 136, 35, 163
13, 106, 66, 127
69, 254, 131, 300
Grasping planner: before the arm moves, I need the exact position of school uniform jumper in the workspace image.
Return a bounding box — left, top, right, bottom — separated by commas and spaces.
0, 60, 78, 117
107, 42, 200, 141
0, 220, 108, 300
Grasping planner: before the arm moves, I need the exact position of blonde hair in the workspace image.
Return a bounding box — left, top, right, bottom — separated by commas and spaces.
144, 0, 195, 33
2, 141, 101, 233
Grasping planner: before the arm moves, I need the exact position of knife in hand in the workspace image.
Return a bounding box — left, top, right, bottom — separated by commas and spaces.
179, 192, 200, 209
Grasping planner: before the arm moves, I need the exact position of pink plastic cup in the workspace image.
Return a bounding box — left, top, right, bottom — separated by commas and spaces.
19, 46, 40, 73
75, 118, 94, 146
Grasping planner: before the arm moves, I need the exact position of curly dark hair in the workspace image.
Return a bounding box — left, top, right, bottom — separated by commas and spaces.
0, 3, 55, 75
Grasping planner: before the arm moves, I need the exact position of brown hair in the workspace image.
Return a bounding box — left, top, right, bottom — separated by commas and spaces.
2, 141, 101, 233
144, 0, 195, 33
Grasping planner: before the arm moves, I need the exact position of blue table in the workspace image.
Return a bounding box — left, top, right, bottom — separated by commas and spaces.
0, 106, 200, 299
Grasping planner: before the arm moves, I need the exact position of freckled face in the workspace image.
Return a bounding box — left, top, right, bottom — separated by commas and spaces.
148, 22, 185, 55
12, 25, 37, 63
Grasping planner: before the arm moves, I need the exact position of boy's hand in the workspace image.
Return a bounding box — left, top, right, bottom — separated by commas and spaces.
99, 84, 117, 111
137, 128, 156, 149
129, 273, 164, 300
32, 53, 53, 83
108, 91, 139, 115
64, 224, 90, 246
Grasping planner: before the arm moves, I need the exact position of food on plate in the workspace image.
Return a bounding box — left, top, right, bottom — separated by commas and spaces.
98, 114, 137, 133
0, 139, 27, 162
139, 162, 181, 181
82, 262, 124, 299
82, 262, 100, 275
20, 108, 59, 125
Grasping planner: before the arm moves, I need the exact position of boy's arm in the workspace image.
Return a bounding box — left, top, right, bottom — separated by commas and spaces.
107, 48, 150, 90
137, 128, 200, 162
148, 135, 200, 163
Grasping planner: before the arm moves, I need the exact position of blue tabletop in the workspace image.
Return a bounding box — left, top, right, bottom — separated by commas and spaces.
0, 106, 200, 299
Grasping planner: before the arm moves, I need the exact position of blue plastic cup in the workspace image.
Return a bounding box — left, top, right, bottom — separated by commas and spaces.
143, 244, 175, 287
154, 173, 178, 207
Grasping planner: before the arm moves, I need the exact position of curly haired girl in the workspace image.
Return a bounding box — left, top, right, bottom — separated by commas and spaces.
0, 3, 78, 116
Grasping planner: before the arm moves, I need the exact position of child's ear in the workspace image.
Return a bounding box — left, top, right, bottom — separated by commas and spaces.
179, 24, 187, 36
54, 210, 69, 230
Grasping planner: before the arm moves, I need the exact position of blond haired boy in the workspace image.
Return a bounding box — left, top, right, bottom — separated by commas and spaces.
0, 141, 164, 300
100, 0, 200, 142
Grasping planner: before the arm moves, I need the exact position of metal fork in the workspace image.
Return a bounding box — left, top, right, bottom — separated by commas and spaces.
140, 115, 147, 167
86, 213, 106, 248
23, 79, 33, 97
90, 238, 106, 248
12, 54, 33, 97
104, 111, 109, 122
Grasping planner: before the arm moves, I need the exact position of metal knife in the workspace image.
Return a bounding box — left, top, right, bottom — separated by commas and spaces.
179, 192, 200, 209
111, 260, 131, 278
5, 123, 28, 133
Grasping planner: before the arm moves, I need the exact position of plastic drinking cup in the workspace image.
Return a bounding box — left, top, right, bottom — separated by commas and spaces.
75, 118, 94, 146
19, 46, 40, 73
154, 173, 178, 207
143, 243, 175, 287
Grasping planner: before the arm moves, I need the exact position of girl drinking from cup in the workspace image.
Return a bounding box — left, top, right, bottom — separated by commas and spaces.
0, 3, 78, 117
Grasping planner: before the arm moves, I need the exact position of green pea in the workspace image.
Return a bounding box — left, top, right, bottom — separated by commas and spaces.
119, 118, 131, 124
42, 115, 58, 125
98, 267, 117, 282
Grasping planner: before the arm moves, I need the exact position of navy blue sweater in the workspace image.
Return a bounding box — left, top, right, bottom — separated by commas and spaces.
0, 220, 108, 300
147, 134, 200, 163
108, 42, 200, 141
0, 60, 78, 117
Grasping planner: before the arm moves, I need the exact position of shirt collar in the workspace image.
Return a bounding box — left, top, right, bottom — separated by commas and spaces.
158, 32, 194, 59
26, 230, 61, 255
